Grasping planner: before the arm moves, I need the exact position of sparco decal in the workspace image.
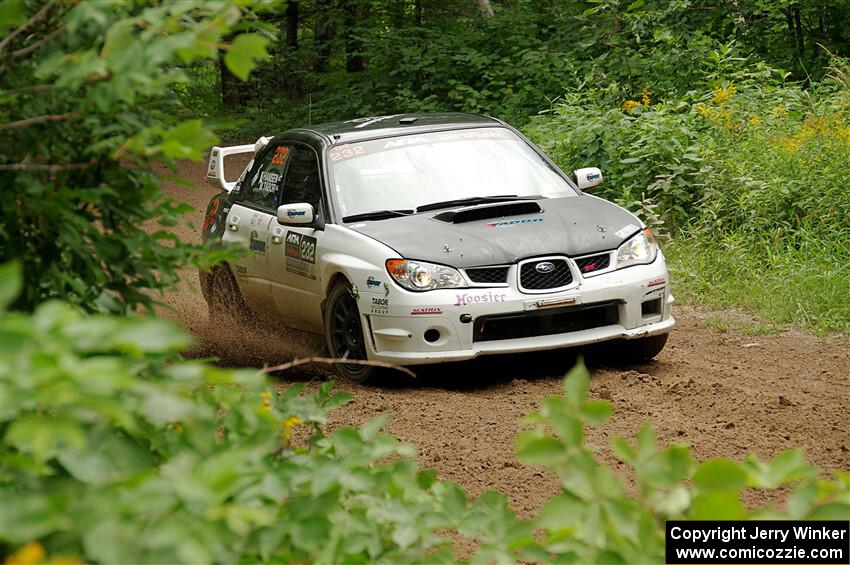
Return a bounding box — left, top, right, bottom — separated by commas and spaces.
284, 231, 317, 279
485, 218, 544, 228
454, 291, 506, 307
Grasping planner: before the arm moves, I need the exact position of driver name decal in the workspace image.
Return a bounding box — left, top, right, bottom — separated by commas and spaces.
285, 231, 317, 279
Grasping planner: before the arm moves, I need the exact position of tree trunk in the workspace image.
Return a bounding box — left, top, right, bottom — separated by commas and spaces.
793, 7, 804, 57
473, 0, 494, 18
219, 53, 244, 107
415, 0, 422, 26
314, 0, 333, 72
343, 0, 364, 72
285, 1, 299, 50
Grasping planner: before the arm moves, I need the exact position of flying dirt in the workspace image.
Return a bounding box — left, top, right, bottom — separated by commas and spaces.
156, 157, 850, 518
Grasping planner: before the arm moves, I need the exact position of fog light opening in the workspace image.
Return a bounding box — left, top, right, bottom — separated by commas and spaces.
641, 298, 662, 317
424, 329, 441, 343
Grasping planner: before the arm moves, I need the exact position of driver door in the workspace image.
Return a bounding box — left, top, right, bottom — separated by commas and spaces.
268, 144, 326, 333
223, 141, 290, 322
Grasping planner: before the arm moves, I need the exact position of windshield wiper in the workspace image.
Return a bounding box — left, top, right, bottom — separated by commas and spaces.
342, 209, 414, 222
416, 195, 532, 213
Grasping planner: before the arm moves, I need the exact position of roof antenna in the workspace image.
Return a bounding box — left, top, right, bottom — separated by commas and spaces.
308, 93, 312, 126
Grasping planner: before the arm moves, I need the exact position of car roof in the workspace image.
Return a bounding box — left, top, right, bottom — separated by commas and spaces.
290, 112, 505, 145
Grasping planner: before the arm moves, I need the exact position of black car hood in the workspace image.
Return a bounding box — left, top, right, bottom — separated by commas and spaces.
346, 195, 641, 268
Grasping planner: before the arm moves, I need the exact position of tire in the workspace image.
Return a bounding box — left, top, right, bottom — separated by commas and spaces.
614, 333, 669, 362
323, 282, 374, 383
205, 264, 253, 324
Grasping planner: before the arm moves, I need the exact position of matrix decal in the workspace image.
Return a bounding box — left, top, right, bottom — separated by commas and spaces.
284, 231, 317, 279
411, 307, 442, 315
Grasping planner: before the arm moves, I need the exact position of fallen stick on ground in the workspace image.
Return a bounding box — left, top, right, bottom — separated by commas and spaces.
261, 356, 417, 378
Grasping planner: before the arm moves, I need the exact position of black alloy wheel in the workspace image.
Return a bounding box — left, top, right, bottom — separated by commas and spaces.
324, 282, 373, 382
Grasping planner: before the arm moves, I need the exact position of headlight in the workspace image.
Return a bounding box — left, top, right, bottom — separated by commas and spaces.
385, 259, 465, 291
615, 227, 658, 269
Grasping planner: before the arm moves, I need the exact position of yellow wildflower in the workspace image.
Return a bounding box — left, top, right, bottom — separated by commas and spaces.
712, 82, 736, 103
47, 558, 84, 565
259, 390, 272, 413
622, 99, 639, 113
281, 416, 304, 445
641, 87, 651, 107
6, 542, 45, 565
749, 115, 760, 126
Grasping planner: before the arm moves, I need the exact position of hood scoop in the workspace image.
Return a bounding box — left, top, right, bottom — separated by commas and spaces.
433, 201, 542, 224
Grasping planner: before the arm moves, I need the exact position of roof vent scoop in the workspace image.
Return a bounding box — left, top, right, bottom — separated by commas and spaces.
399, 116, 419, 125
433, 201, 543, 224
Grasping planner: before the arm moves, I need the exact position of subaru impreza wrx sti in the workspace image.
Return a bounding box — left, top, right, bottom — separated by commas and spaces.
199, 113, 674, 381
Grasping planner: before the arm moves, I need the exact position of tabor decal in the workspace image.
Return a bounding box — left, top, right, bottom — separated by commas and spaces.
370, 297, 389, 315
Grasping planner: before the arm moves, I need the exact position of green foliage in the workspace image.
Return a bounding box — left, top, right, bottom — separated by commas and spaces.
524, 52, 850, 333
0, 1, 269, 312
3, 263, 847, 563
0, 262, 463, 563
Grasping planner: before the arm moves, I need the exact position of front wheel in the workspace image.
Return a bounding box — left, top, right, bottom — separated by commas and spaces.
324, 282, 374, 383
613, 333, 669, 362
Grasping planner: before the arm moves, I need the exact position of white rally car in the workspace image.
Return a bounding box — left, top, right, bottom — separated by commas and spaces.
199, 113, 674, 381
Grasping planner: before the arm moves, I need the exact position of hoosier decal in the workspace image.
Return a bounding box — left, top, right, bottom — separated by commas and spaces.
284, 231, 317, 279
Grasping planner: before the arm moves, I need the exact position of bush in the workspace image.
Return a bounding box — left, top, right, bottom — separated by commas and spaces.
523, 54, 850, 333
0, 1, 267, 313
3, 262, 847, 563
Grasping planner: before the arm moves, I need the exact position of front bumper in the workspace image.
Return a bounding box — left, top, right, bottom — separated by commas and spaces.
357, 254, 674, 365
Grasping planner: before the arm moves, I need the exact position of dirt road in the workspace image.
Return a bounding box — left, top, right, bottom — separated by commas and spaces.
158, 158, 850, 517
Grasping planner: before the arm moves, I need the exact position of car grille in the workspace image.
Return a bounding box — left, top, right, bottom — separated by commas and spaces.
574, 252, 611, 275
473, 301, 619, 342
519, 259, 572, 290
466, 266, 509, 284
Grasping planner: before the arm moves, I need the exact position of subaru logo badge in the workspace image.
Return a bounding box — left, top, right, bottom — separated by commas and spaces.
535, 261, 555, 273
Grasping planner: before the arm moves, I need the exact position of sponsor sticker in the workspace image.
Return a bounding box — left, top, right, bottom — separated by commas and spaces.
647, 277, 666, 287
614, 224, 639, 239
249, 230, 266, 253
485, 218, 544, 228
411, 307, 442, 315
271, 146, 290, 165
370, 296, 389, 315
453, 291, 507, 307
202, 198, 221, 236
286, 209, 307, 218
284, 231, 317, 279
257, 170, 282, 196
366, 276, 382, 289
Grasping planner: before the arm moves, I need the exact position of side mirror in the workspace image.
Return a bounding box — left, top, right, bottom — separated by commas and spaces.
277, 203, 315, 225
573, 167, 603, 191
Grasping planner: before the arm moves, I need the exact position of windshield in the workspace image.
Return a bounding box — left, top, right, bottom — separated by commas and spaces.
329, 127, 577, 219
